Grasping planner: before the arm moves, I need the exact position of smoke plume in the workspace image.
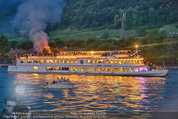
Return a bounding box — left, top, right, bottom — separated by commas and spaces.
13, 0, 65, 52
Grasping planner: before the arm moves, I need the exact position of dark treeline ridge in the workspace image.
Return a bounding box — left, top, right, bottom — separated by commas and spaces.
1, 30, 178, 65
57, 0, 177, 29
0, 0, 177, 32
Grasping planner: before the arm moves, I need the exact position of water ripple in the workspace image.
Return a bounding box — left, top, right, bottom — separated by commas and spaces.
1, 68, 178, 113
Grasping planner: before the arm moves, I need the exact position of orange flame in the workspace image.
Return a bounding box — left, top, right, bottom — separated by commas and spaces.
42, 45, 51, 54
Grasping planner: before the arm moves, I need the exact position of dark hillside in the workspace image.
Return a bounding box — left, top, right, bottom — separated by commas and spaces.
60, 0, 177, 29
0, 0, 177, 32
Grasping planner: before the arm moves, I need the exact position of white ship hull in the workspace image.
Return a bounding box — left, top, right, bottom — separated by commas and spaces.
8, 65, 168, 77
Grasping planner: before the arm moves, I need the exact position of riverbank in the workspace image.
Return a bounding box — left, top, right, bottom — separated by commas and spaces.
0, 64, 10, 67
166, 64, 178, 69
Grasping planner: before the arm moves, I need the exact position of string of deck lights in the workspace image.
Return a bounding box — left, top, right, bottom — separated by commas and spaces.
134, 44, 165, 70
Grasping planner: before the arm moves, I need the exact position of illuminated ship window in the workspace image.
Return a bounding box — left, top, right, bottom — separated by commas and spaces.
118, 60, 121, 64
62, 60, 70, 63
96, 60, 104, 63
131, 60, 133, 64
66, 60, 70, 63
139, 67, 145, 71
123, 68, 128, 72
105, 68, 113, 72
134, 68, 139, 72
54, 60, 59, 63
70, 67, 77, 71
139, 60, 143, 64
132, 60, 137, 64
105, 68, 108, 71
92, 60, 95, 63
87, 60, 90, 63
39, 60, 45, 63
62, 60, 65, 63
114, 68, 118, 71
79, 67, 85, 71
54, 67, 61, 70
70, 60, 74, 63
62, 67, 69, 71
114, 60, 117, 64
119, 68, 122, 72
110, 60, 114, 63
127, 60, 131, 64
33, 67, 38, 70
87, 67, 95, 71
27, 60, 32, 63
105, 60, 111, 64
46, 67, 53, 70
58, 60, 62, 63
20, 60, 25, 63
34, 60, 39, 63
129, 68, 132, 72
87, 60, 95, 63
70, 60, 78, 63
122, 60, 126, 64
96, 68, 104, 71
47, 60, 53, 63
21, 67, 23, 69
137, 60, 140, 64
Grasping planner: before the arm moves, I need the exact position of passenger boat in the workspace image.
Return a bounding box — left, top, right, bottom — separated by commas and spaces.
8, 50, 168, 77
47, 82, 74, 89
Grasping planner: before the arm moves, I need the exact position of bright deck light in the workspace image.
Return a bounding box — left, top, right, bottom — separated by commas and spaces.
91, 51, 94, 54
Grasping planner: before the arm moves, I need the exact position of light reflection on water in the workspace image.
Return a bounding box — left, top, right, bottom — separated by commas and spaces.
12, 73, 166, 112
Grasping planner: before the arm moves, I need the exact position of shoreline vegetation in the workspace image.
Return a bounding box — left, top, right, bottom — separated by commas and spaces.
0, 24, 178, 67
0, 0, 177, 67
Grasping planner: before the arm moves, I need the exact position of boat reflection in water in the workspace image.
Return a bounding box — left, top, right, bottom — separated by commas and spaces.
13, 73, 166, 112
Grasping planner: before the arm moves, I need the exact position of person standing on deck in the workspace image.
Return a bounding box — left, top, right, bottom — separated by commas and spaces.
57, 78, 60, 83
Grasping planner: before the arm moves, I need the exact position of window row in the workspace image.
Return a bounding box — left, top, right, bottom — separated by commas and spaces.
21, 59, 143, 65
87, 59, 143, 64
40, 67, 148, 72
21, 60, 78, 64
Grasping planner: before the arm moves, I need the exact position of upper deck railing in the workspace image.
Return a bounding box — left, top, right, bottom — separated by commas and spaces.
16, 50, 140, 60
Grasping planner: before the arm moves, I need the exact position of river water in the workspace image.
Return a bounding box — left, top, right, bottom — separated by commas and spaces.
0, 67, 178, 117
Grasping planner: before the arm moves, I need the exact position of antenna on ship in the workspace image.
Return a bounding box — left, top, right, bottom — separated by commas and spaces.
135, 44, 139, 58
120, 12, 126, 39
163, 61, 166, 70
130, 44, 139, 58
